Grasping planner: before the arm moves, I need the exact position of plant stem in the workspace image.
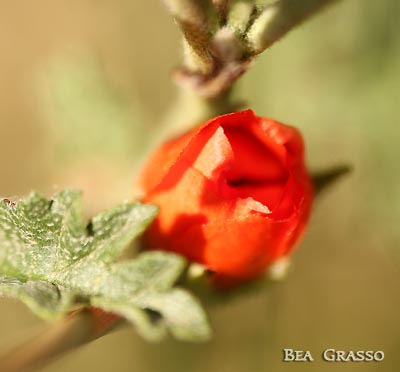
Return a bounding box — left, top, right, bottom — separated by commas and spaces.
148, 87, 241, 150
227, 0, 255, 36
212, 0, 229, 23
164, 88, 236, 133
150, 0, 344, 143
162, 0, 215, 73
247, 0, 339, 54
0, 310, 117, 372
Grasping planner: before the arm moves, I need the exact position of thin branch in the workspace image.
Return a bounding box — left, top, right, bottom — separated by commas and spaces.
0, 310, 121, 372
247, 0, 339, 54
212, 0, 230, 24
162, 0, 215, 73
227, 0, 255, 36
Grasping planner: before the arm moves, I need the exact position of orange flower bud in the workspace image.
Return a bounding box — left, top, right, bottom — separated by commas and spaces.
140, 110, 313, 284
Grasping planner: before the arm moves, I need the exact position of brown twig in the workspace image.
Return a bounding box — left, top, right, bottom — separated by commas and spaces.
0, 310, 121, 372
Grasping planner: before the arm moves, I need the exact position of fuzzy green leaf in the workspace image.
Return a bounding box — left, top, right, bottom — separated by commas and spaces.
135, 288, 213, 342
0, 190, 211, 342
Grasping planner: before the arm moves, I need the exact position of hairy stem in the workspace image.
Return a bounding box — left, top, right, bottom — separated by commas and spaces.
212, 0, 230, 23
227, 0, 255, 36
247, 0, 339, 54
162, 0, 215, 73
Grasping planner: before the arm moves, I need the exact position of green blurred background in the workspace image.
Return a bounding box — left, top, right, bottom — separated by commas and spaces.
0, 0, 399, 371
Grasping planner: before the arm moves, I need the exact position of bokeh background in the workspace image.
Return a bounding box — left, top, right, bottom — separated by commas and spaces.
1, 0, 399, 371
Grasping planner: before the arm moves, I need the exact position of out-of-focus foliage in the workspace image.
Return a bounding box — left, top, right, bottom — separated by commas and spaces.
41, 56, 146, 162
